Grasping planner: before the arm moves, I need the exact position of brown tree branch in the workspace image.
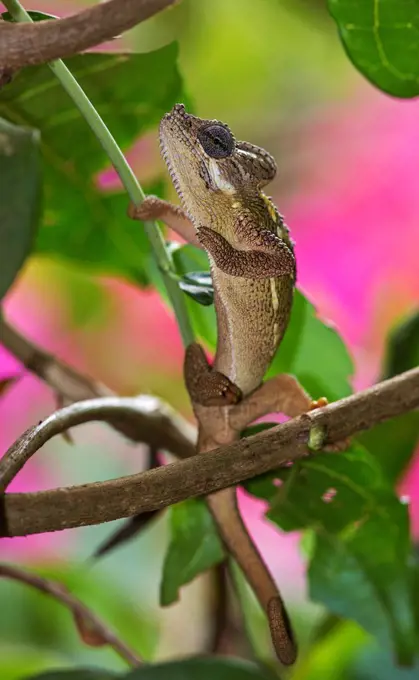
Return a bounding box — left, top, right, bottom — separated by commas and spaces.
0, 316, 196, 455
1, 367, 418, 537
0, 563, 142, 666
0, 0, 176, 70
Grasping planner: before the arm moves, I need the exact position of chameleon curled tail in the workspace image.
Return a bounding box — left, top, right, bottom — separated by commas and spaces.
207, 486, 297, 665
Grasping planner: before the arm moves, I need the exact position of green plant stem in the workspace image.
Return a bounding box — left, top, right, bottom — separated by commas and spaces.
3, 0, 194, 347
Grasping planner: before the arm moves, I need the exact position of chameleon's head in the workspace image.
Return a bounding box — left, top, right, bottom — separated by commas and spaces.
159, 104, 277, 221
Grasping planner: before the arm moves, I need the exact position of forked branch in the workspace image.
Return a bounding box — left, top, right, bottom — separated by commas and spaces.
0, 316, 195, 455
0, 563, 142, 666
1, 367, 418, 537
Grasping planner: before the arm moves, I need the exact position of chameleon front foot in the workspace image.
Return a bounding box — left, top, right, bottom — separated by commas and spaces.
196, 225, 295, 280
127, 196, 201, 246
184, 343, 242, 407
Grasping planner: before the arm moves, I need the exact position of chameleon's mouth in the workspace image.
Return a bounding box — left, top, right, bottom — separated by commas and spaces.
159, 104, 201, 220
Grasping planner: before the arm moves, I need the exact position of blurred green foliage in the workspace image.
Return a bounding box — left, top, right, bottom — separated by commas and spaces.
160, 498, 225, 606
0, 46, 184, 286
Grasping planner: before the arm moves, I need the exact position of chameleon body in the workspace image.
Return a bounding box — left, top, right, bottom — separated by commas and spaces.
107, 104, 322, 664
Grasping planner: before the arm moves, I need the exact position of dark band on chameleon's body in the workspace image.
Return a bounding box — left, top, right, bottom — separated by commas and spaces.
197, 226, 295, 280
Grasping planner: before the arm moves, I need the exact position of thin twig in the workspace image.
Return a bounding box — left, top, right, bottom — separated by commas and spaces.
0, 0, 176, 69
0, 316, 111, 402
0, 315, 196, 452
1, 367, 418, 537
0, 397, 195, 492
0, 563, 142, 666
210, 561, 232, 654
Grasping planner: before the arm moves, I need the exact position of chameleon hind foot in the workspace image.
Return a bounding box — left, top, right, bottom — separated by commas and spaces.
229, 373, 313, 431
184, 343, 242, 407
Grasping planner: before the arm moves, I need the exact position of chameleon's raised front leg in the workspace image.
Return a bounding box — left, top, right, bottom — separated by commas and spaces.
230, 374, 325, 431
128, 196, 201, 247
197, 223, 295, 279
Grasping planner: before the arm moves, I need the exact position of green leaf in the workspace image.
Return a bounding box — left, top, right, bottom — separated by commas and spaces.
246, 445, 416, 663
298, 619, 369, 680
0, 47, 184, 285
0, 645, 67, 680
358, 310, 419, 482
0, 118, 41, 300
160, 498, 225, 606
328, 0, 419, 98
242, 422, 277, 437
2, 10, 58, 22
268, 289, 354, 401
125, 658, 275, 679
358, 412, 419, 483
24, 671, 117, 680
350, 644, 419, 679
382, 309, 419, 379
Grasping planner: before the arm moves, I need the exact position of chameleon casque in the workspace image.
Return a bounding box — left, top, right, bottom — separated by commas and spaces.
111, 104, 326, 664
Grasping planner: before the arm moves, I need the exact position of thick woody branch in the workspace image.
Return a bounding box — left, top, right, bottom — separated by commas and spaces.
1, 367, 418, 537
0, 316, 195, 454
0, 0, 176, 70
0, 563, 142, 666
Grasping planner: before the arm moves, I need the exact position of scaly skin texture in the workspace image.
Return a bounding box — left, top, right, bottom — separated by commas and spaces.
120, 104, 322, 664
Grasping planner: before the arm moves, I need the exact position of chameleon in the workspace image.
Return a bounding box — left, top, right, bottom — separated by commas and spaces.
106, 104, 326, 664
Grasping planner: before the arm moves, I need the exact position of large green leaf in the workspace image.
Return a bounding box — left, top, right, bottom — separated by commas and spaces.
382, 309, 419, 379
0, 47, 184, 284
0, 646, 68, 680
268, 289, 354, 401
328, 0, 419, 98
2, 10, 58, 22
358, 310, 419, 482
296, 619, 369, 680
125, 658, 276, 679
246, 445, 416, 664
160, 498, 225, 606
350, 645, 419, 679
358, 412, 419, 483
0, 118, 41, 299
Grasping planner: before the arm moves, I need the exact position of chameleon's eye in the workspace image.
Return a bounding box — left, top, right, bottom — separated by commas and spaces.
198, 124, 235, 159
